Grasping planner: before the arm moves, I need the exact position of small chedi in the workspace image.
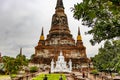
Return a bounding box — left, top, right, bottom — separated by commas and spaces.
51, 51, 72, 73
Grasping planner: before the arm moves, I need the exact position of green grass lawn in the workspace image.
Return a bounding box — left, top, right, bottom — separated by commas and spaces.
32, 74, 66, 80
0, 75, 10, 79
0, 74, 17, 79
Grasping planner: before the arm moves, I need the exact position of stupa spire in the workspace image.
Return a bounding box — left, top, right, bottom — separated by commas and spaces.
78, 27, 80, 35
40, 27, 44, 40
77, 27, 82, 41
0, 52, 2, 63
20, 48, 22, 55
48, 0, 72, 40
55, 0, 64, 9
0, 52, 1, 57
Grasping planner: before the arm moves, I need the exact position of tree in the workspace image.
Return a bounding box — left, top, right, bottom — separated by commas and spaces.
16, 54, 29, 67
92, 40, 120, 73
112, 40, 120, 72
31, 55, 43, 64
2, 56, 19, 80
72, 0, 120, 45
2, 55, 29, 80
30, 54, 35, 60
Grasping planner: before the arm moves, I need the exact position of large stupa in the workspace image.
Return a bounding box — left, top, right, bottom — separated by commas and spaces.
34, 0, 89, 69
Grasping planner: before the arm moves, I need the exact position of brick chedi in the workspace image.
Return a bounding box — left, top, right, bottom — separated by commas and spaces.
35, 0, 89, 68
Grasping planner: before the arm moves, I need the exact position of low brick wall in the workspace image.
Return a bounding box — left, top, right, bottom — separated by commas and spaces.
12, 72, 38, 80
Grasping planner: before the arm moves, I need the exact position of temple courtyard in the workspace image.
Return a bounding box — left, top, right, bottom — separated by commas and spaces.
0, 0, 120, 80
1, 70, 120, 80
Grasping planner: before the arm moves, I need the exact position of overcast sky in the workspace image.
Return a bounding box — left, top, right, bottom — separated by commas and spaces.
0, 0, 103, 58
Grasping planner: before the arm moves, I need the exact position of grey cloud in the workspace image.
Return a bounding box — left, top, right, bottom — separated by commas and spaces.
0, 0, 44, 57
0, 0, 102, 58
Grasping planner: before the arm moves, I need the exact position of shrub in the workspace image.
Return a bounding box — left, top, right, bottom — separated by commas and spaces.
118, 71, 120, 75
0, 70, 5, 75
11, 74, 17, 78
90, 69, 99, 75
30, 66, 38, 73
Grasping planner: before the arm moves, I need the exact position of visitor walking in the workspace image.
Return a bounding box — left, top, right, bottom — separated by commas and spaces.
43, 74, 48, 80
59, 75, 63, 80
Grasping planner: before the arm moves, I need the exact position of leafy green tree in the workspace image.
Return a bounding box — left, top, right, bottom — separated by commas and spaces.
112, 40, 120, 72
30, 54, 35, 63
2, 56, 19, 80
31, 55, 43, 64
72, 0, 120, 45
30, 54, 35, 59
2, 54, 29, 80
92, 40, 120, 73
16, 54, 29, 67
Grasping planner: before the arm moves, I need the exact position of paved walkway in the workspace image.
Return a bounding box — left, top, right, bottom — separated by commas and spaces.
65, 74, 74, 80
67, 76, 74, 80
71, 71, 91, 80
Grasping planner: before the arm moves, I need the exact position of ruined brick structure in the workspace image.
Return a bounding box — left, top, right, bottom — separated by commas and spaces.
35, 0, 89, 68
